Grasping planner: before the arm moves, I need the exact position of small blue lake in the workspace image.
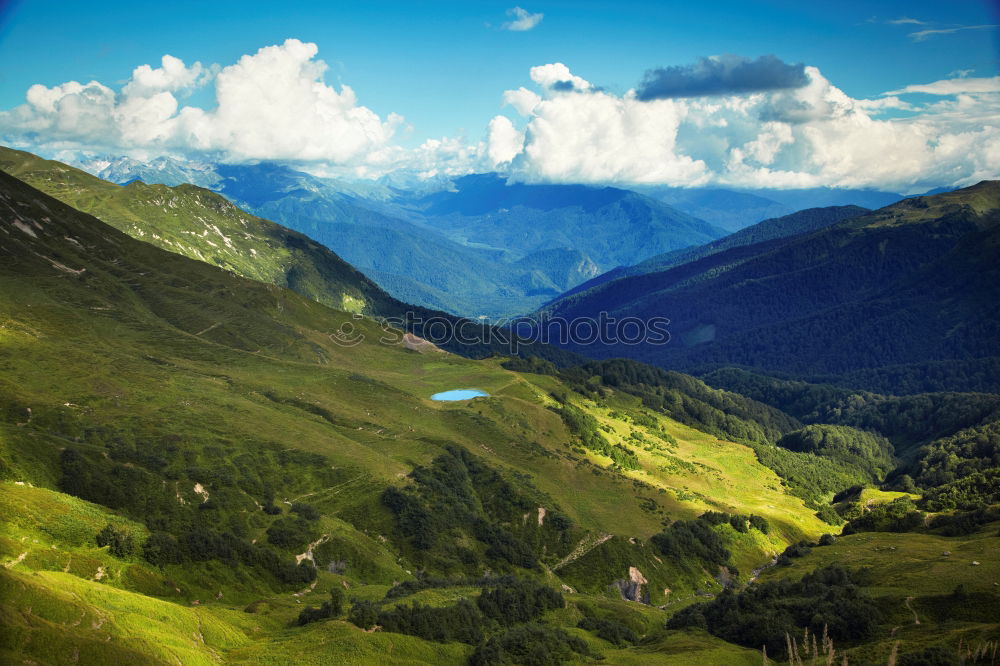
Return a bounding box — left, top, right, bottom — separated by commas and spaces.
431, 389, 489, 401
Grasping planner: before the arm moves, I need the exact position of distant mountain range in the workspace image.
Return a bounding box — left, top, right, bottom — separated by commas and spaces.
535, 182, 1000, 393
638, 187, 793, 232
76, 155, 922, 319
75, 158, 726, 317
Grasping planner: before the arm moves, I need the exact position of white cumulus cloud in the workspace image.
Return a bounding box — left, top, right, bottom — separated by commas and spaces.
503, 87, 542, 116
488, 64, 707, 185
123, 55, 209, 97
529, 63, 591, 92
0, 39, 401, 166
487, 63, 1000, 192
486, 115, 524, 166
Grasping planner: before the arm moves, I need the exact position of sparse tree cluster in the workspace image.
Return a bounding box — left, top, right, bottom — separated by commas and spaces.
381, 446, 572, 574
667, 565, 881, 659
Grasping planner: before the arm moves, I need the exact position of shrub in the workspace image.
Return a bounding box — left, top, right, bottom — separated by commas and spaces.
266, 516, 315, 549
468, 623, 592, 666
553, 404, 640, 470
96, 524, 136, 559
748, 514, 771, 534
577, 616, 638, 646
276, 560, 316, 585
142, 531, 184, 566
290, 502, 320, 521
815, 504, 844, 525
780, 541, 813, 559
296, 587, 346, 626
897, 646, 961, 666
920, 469, 1000, 512
929, 507, 1000, 536
348, 600, 379, 630
380, 446, 548, 572
842, 497, 924, 534
377, 599, 484, 643
651, 519, 730, 568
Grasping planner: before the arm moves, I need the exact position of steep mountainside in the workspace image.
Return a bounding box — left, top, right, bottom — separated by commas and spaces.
537, 183, 1000, 393
0, 146, 580, 363
76, 157, 613, 316
0, 146, 401, 317
632, 205, 869, 274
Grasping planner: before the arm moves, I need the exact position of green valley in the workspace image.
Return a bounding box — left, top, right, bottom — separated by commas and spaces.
0, 166, 844, 663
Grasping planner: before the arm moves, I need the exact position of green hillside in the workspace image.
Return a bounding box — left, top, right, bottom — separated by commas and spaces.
751, 519, 1000, 664
3, 164, 998, 664
0, 145, 401, 318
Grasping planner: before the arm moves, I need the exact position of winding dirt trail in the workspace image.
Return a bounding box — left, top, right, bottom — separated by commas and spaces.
3, 551, 27, 569
553, 533, 613, 571
749, 556, 778, 583
904, 596, 920, 624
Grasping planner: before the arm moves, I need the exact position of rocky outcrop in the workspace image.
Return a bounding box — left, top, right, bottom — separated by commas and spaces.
614, 566, 650, 603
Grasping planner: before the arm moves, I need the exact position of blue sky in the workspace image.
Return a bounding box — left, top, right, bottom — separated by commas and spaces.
0, 1, 997, 190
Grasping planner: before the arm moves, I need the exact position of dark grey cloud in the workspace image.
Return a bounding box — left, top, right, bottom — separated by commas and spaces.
636, 54, 809, 101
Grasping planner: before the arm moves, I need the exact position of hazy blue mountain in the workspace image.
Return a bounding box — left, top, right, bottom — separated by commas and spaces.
409, 173, 727, 269
638, 186, 792, 232
629, 184, 900, 232
911, 185, 960, 197
742, 187, 903, 211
